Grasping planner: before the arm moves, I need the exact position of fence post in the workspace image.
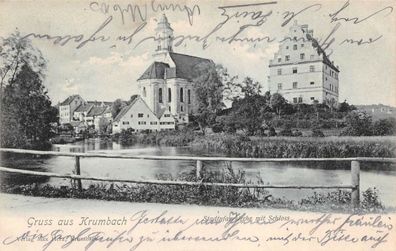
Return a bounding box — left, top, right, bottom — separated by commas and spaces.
74, 156, 82, 191
196, 160, 202, 179
351, 160, 360, 207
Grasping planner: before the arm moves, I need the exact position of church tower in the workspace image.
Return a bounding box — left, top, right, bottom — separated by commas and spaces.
153, 14, 174, 61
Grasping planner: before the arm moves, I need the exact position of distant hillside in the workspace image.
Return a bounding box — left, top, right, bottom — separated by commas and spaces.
356, 104, 396, 120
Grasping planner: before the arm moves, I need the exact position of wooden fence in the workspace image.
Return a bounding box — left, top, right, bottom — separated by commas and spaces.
1, 147, 396, 207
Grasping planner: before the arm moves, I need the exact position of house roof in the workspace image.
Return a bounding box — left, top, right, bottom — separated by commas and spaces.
87, 101, 113, 107
75, 103, 94, 113
113, 95, 140, 122
137, 52, 214, 81
86, 106, 107, 117
60, 95, 81, 106
304, 32, 339, 73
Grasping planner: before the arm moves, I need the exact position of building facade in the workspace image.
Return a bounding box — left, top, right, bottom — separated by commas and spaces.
268, 21, 340, 105
59, 95, 85, 124
112, 95, 175, 133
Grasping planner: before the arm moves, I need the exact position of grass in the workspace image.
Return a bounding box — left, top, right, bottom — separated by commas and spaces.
0, 166, 386, 213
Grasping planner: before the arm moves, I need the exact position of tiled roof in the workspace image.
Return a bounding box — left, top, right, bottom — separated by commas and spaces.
114, 95, 140, 122
304, 32, 339, 72
137, 53, 214, 81
75, 103, 94, 112
137, 62, 169, 80
60, 95, 80, 106
168, 52, 214, 80
87, 106, 107, 117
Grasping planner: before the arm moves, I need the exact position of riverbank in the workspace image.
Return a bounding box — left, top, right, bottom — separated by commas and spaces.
112, 130, 396, 158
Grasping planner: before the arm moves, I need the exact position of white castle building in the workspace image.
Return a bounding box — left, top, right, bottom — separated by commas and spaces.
268, 21, 340, 105
112, 14, 214, 133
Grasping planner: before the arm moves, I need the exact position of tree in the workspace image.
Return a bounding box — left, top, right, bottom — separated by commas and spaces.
238, 77, 262, 97
372, 118, 396, 136
0, 31, 46, 93
231, 94, 270, 136
340, 111, 373, 136
111, 98, 127, 118
192, 62, 225, 134
270, 93, 287, 119
1, 34, 55, 149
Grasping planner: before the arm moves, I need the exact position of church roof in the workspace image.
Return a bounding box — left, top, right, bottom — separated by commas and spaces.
137, 52, 214, 81
87, 106, 107, 117
168, 52, 214, 81
137, 62, 169, 80
75, 103, 93, 113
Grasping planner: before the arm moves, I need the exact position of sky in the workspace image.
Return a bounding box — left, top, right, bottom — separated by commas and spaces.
0, 0, 395, 106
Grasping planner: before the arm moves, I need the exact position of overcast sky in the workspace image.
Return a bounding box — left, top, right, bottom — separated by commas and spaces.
1, 0, 395, 106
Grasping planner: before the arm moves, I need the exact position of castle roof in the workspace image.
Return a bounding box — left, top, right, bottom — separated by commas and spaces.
304, 31, 339, 72
138, 52, 214, 81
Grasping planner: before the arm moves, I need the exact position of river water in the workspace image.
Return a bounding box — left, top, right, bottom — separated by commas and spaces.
1, 138, 396, 207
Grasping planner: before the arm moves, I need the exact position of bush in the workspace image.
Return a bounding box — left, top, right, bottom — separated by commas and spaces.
292, 130, 303, 137
341, 111, 373, 136
372, 118, 396, 136
361, 187, 384, 211
267, 127, 277, 136
312, 128, 325, 137
279, 128, 293, 136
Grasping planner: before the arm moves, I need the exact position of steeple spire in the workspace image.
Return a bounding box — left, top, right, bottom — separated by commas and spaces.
155, 14, 174, 53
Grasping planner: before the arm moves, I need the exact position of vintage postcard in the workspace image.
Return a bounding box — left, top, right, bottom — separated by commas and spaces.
0, 0, 396, 250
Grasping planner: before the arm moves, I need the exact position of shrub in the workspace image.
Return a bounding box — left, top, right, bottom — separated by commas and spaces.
361, 187, 384, 211
341, 111, 373, 136
292, 130, 303, 137
279, 128, 293, 136
312, 129, 325, 137
267, 127, 277, 136
372, 118, 396, 136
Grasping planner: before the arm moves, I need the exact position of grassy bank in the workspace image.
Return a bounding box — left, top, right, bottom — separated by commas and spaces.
113, 130, 396, 158
192, 133, 396, 158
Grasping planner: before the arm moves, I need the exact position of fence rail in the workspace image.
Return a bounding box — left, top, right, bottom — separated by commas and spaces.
1, 147, 396, 207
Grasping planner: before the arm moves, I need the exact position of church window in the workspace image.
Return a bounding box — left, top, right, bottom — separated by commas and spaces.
293, 82, 298, 89
298, 97, 303, 103
300, 53, 305, 60
168, 106, 171, 112
285, 55, 290, 61
293, 97, 298, 103
168, 88, 171, 102
180, 88, 184, 102
181, 105, 184, 112
138, 113, 143, 118
309, 65, 315, 72
188, 89, 191, 104
293, 44, 297, 50
277, 69, 282, 75
159, 88, 163, 103
122, 121, 129, 125
292, 67, 297, 74
143, 87, 147, 97
311, 97, 315, 100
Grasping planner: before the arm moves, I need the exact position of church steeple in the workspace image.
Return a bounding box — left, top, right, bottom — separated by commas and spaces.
155, 14, 174, 53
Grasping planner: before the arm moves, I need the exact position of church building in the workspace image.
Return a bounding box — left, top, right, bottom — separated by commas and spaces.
112, 14, 214, 132
268, 21, 340, 105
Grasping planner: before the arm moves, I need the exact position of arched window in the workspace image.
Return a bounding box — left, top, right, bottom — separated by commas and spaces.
168, 88, 171, 102
143, 87, 146, 97
180, 88, 184, 102
187, 89, 191, 104
159, 88, 163, 103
